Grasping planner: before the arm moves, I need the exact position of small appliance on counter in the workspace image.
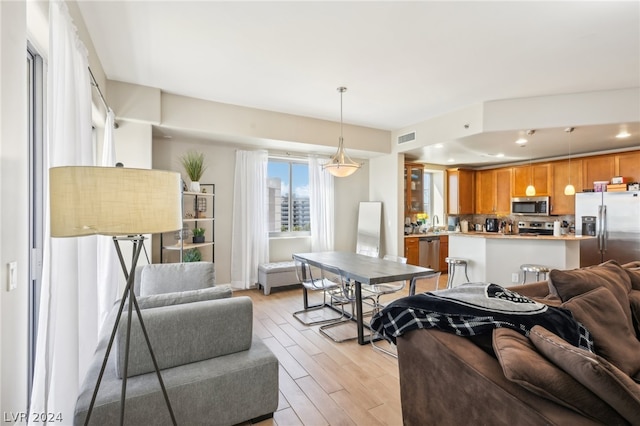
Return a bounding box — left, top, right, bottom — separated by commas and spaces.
517, 221, 554, 236
485, 218, 499, 232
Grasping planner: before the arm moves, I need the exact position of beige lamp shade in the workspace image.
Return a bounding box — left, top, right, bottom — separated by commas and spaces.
50, 166, 182, 237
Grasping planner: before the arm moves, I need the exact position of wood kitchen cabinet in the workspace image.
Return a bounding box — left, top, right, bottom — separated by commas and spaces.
616, 151, 640, 182
512, 164, 550, 196
447, 168, 475, 215
582, 155, 615, 190
475, 168, 511, 214
550, 159, 582, 215
404, 237, 419, 266
438, 235, 449, 273
405, 163, 424, 218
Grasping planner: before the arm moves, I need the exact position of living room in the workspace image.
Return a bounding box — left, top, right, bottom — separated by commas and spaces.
2, 1, 640, 425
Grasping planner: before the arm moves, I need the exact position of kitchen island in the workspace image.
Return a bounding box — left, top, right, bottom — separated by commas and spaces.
447, 232, 593, 287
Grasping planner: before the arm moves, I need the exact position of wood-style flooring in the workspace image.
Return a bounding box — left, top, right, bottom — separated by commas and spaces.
237, 274, 448, 426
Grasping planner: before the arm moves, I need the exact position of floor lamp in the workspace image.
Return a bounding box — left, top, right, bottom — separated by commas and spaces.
49, 166, 183, 425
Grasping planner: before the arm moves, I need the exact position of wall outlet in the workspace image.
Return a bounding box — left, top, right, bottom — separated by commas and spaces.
8, 261, 17, 291
511, 273, 519, 283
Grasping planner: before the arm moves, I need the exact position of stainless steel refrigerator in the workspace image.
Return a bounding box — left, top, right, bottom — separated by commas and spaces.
575, 191, 640, 267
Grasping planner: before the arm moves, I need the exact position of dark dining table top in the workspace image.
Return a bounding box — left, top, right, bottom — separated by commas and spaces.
292, 251, 433, 285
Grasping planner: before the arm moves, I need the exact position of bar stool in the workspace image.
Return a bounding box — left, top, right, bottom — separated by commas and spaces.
445, 257, 470, 289
520, 264, 550, 284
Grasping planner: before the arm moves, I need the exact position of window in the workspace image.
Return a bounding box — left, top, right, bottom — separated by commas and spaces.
423, 172, 432, 217
27, 45, 45, 403
267, 159, 310, 236
423, 169, 445, 227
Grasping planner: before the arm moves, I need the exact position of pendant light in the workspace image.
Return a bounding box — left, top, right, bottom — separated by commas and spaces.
564, 127, 576, 195
525, 130, 536, 196
323, 87, 361, 177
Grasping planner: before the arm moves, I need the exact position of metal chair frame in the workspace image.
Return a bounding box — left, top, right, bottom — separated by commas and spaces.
292, 259, 343, 326
319, 265, 375, 342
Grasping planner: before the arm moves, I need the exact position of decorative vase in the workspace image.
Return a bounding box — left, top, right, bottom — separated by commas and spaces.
190, 181, 200, 192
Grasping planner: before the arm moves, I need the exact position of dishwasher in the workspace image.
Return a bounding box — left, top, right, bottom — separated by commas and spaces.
419, 237, 440, 270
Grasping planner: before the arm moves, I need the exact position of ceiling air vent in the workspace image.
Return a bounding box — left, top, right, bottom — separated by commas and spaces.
398, 132, 416, 144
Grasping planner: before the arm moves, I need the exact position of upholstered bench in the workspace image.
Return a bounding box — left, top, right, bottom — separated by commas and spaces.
257, 261, 299, 295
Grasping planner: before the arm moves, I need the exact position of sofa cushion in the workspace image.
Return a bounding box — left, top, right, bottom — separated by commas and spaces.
136, 285, 232, 310
529, 325, 640, 425
115, 296, 253, 378
561, 287, 640, 378
492, 328, 624, 424
628, 290, 640, 339
549, 260, 634, 330
140, 262, 215, 296
623, 264, 640, 290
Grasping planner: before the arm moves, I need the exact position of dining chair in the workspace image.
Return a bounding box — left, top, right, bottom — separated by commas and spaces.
319, 265, 375, 343
292, 258, 343, 325
408, 271, 442, 295
364, 254, 410, 357
362, 254, 408, 303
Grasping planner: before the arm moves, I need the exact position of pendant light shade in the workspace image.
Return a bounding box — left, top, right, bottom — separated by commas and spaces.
564, 127, 576, 195
323, 87, 361, 177
525, 184, 536, 196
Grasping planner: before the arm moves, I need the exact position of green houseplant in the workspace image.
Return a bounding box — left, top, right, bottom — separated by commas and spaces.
192, 227, 205, 244
182, 248, 202, 262
180, 151, 207, 192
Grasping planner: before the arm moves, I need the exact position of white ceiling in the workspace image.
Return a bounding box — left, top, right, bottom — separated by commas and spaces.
77, 1, 640, 167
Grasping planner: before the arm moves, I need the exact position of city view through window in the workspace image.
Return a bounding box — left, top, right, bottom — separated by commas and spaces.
268, 160, 311, 233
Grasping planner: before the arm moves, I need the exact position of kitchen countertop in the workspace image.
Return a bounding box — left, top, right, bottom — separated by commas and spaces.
404, 232, 450, 238
447, 232, 593, 240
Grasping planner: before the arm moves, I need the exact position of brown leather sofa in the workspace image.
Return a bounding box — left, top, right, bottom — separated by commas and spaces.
396, 261, 640, 426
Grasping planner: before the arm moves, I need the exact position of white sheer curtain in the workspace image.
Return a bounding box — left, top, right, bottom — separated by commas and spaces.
30, 1, 96, 422
309, 156, 335, 252
230, 150, 269, 289
96, 108, 118, 332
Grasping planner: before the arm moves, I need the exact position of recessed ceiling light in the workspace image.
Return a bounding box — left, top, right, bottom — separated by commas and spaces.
434, 143, 444, 148
447, 158, 455, 163
515, 138, 527, 145
496, 153, 504, 158
616, 131, 631, 138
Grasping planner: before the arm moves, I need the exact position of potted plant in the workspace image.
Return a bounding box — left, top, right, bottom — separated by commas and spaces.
182, 248, 202, 262
180, 151, 207, 192
192, 227, 205, 244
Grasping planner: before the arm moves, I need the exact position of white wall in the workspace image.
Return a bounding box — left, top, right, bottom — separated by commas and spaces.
333, 161, 370, 252
369, 153, 404, 257
1, 0, 29, 416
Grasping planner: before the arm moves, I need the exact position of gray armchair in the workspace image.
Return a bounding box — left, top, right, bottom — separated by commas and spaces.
74, 262, 279, 425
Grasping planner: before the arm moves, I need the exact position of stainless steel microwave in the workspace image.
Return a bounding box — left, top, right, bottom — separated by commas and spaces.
511, 196, 550, 216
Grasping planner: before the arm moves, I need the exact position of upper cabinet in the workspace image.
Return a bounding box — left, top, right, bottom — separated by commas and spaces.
443, 149, 639, 217
616, 151, 640, 182
512, 164, 550, 196
582, 155, 615, 190
550, 159, 582, 215
475, 168, 511, 215
447, 168, 475, 215
405, 163, 424, 218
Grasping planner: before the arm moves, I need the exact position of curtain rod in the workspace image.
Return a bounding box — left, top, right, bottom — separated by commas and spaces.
88, 66, 116, 119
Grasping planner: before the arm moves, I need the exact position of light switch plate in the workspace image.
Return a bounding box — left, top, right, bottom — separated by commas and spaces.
511, 273, 519, 283
8, 261, 17, 291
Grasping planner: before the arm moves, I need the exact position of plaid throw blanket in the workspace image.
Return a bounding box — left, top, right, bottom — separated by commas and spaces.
370, 282, 594, 352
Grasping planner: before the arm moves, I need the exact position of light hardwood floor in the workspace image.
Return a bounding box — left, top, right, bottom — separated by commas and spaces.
238, 275, 448, 426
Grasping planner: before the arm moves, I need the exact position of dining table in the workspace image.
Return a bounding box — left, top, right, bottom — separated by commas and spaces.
292, 251, 434, 345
